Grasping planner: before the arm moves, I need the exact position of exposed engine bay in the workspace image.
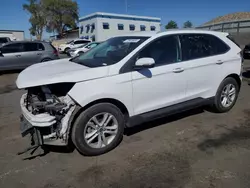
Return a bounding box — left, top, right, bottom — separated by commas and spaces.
20, 83, 76, 149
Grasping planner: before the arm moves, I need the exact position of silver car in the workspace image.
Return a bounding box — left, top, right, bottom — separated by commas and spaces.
0, 41, 59, 71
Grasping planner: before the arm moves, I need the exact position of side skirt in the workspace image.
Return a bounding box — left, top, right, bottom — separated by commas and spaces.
127, 97, 214, 128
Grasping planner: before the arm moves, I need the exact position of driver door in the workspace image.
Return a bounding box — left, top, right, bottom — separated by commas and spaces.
132, 35, 188, 115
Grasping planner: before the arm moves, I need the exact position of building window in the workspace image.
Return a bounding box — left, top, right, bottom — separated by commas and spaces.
103, 22, 109, 29
118, 24, 124, 30
86, 24, 90, 33
140, 25, 146, 31
151, 26, 156, 31
80, 26, 84, 34
91, 23, 95, 33
130, 24, 135, 31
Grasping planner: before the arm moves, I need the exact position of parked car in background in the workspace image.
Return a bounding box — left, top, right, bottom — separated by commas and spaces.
68, 42, 101, 57
58, 39, 91, 54
16, 30, 242, 156
0, 37, 11, 46
243, 43, 250, 59
66, 43, 88, 56
0, 41, 59, 71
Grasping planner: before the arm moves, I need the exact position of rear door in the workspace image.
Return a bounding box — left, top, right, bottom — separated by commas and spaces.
180, 34, 230, 100
0, 43, 24, 70
22, 42, 42, 67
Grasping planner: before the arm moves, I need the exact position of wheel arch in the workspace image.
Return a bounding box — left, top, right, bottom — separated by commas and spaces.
41, 57, 52, 62
67, 98, 130, 141
225, 73, 242, 89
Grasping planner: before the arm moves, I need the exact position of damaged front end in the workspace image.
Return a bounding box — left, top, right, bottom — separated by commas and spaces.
19, 83, 76, 154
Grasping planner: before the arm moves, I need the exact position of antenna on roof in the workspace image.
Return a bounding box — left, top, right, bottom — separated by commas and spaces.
125, 0, 128, 14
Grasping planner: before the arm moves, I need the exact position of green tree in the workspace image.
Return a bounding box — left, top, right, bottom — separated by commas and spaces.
43, 0, 79, 35
23, 0, 46, 40
165, 20, 178, 29
183, 21, 193, 28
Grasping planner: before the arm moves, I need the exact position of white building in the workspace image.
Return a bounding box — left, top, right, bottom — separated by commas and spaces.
79, 12, 161, 42
0, 30, 24, 41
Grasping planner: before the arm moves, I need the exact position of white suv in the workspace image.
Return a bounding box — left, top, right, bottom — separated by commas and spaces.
16, 30, 242, 156
58, 39, 90, 53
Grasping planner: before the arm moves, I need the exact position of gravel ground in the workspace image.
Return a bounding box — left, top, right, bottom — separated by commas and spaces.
0, 60, 250, 188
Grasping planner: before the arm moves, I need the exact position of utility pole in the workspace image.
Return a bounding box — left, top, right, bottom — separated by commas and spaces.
125, 0, 128, 14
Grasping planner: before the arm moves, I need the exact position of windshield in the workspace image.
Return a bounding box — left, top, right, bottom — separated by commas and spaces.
66, 40, 74, 44
71, 36, 149, 67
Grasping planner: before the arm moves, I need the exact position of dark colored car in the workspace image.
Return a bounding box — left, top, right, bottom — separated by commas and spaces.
0, 41, 59, 71
0, 37, 11, 46
243, 44, 250, 59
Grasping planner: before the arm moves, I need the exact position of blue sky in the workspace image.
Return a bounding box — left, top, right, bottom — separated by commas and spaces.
0, 0, 249, 39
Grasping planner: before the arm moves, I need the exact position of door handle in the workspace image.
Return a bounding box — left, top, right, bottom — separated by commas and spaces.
173, 68, 184, 73
216, 60, 224, 65
15, 54, 21, 57
37, 53, 42, 55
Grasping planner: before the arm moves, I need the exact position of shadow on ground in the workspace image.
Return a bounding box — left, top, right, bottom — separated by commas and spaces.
198, 109, 250, 151
0, 69, 21, 75
69, 151, 191, 188
0, 84, 17, 94
22, 143, 75, 160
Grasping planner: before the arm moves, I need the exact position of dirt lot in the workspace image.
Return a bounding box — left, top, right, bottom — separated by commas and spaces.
1, 61, 250, 188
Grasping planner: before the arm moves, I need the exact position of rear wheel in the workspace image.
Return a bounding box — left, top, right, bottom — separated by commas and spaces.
71, 103, 125, 156
77, 51, 84, 56
212, 77, 239, 113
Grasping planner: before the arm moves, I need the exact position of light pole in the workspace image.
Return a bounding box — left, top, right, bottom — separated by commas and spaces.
125, 0, 128, 14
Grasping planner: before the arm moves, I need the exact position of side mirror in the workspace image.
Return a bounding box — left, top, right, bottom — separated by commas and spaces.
134, 58, 155, 69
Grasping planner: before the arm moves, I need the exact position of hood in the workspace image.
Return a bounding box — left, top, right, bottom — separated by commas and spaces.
16, 58, 109, 89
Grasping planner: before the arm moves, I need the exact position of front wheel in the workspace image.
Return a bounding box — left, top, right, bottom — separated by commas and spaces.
212, 77, 239, 113
77, 51, 84, 56
71, 103, 125, 156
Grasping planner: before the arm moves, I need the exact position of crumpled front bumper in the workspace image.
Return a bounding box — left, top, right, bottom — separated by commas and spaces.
19, 94, 76, 147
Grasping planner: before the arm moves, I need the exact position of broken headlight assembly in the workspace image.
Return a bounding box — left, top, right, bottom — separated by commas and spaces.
19, 83, 77, 155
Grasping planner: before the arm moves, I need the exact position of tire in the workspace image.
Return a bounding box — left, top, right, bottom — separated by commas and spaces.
71, 103, 125, 156
64, 48, 70, 53
77, 51, 84, 56
212, 77, 239, 113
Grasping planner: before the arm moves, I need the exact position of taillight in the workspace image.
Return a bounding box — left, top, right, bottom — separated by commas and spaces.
53, 49, 59, 56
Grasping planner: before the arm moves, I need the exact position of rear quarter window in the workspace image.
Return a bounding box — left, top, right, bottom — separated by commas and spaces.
180, 34, 229, 61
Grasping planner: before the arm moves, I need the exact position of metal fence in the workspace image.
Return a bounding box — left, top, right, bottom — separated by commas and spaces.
196, 19, 250, 35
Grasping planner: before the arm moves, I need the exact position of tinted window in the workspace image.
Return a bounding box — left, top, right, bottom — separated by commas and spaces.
138, 36, 179, 66
180, 34, 229, 61
1, 43, 23, 53
23, 43, 41, 51
74, 40, 89, 44
0, 38, 9, 43
38, 43, 45, 51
